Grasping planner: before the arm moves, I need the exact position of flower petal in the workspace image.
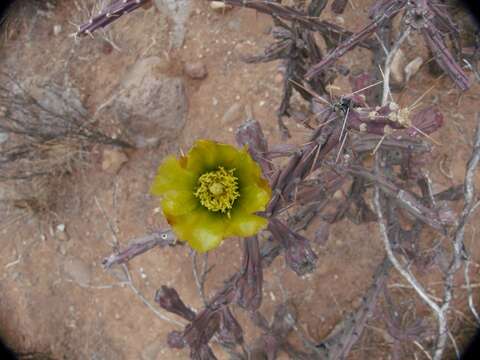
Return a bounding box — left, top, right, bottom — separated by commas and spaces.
230, 148, 266, 188
161, 190, 199, 217
226, 211, 268, 238
238, 183, 271, 214
151, 156, 196, 196
170, 208, 228, 252
186, 140, 240, 175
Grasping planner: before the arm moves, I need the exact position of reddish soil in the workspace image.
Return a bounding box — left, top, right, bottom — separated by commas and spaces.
0, 1, 479, 359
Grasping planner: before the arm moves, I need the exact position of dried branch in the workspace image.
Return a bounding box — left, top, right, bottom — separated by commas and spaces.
102, 229, 177, 268
74, 0, 150, 37
382, 28, 411, 105
433, 114, 480, 359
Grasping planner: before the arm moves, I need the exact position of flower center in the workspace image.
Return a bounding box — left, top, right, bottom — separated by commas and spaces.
194, 166, 240, 214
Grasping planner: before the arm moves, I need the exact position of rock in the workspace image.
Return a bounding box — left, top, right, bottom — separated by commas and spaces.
184, 61, 208, 79
101, 149, 128, 174
141, 339, 164, 360
222, 103, 244, 125
405, 56, 423, 82
53, 25, 62, 36
111, 57, 187, 148
390, 48, 406, 85
63, 258, 91, 286
154, 0, 192, 48
56, 223, 69, 241
210, 1, 233, 11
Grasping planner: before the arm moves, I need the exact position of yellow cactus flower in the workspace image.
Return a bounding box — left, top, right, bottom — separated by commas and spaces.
151, 140, 271, 252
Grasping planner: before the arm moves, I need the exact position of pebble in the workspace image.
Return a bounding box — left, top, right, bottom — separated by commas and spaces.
404, 56, 423, 82
101, 149, 128, 174
210, 1, 233, 11
391, 48, 406, 84
184, 61, 208, 79
53, 25, 62, 36
222, 103, 243, 124
56, 223, 69, 242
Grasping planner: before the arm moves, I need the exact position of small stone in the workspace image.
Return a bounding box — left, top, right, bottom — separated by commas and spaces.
391, 48, 406, 84
210, 1, 233, 11
404, 56, 423, 82
101, 149, 128, 174
184, 61, 208, 79
63, 258, 91, 286
56, 223, 69, 241
222, 103, 243, 124
53, 25, 62, 36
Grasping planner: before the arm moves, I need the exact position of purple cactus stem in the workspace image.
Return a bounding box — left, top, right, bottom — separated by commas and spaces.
167, 331, 186, 349
268, 219, 318, 276
407, 106, 444, 136
155, 286, 196, 321
234, 236, 263, 310
217, 307, 244, 347
75, 0, 150, 37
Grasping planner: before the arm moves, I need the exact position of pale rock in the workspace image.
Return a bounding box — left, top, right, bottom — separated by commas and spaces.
390, 48, 406, 84
404, 56, 423, 82
53, 25, 62, 36
154, 0, 192, 48
101, 149, 128, 174
210, 1, 233, 11
184, 61, 208, 79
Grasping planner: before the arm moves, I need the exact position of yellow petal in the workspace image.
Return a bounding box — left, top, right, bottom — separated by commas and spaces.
170, 208, 228, 253
238, 183, 271, 214
226, 212, 268, 238
150, 156, 196, 196
161, 190, 199, 216
186, 140, 240, 175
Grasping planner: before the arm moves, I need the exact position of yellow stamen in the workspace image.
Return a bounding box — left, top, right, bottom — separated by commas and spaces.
194, 167, 240, 214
